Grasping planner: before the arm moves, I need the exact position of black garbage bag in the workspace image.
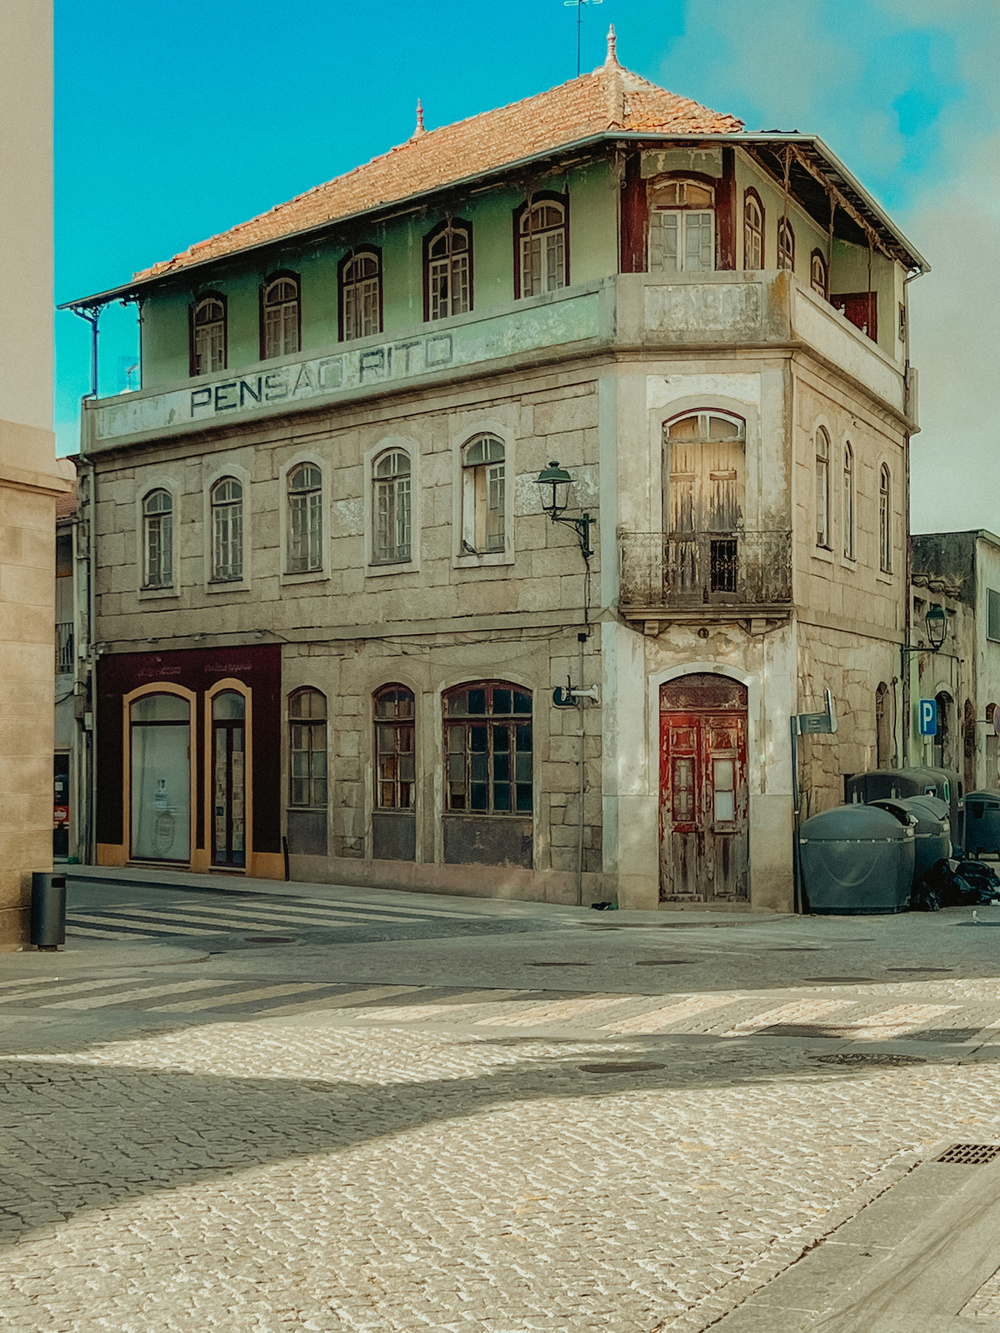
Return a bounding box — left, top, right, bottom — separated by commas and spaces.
917, 857, 1000, 908
909, 874, 941, 911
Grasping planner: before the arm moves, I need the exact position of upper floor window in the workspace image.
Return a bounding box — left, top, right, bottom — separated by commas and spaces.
777, 219, 795, 272
444, 681, 532, 814
810, 250, 828, 298
815, 428, 831, 549
517, 198, 568, 298
288, 689, 327, 808
191, 295, 226, 376
743, 190, 763, 270
211, 477, 243, 582
340, 249, 381, 341
373, 450, 411, 564
374, 685, 415, 810
426, 222, 471, 321
649, 178, 715, 274
842, 443, 855, 560
142, 489, 173, 589
287, 463, 323, 574
462, 435, 505, 554
879, 465, 892, 573
262, 274, 300, 359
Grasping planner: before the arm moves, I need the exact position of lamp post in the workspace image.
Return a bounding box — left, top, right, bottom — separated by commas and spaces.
901, 602, 950, 766
535, 461, 595, 559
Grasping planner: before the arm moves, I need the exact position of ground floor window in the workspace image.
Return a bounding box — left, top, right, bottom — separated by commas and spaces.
130, 692, 191, 862
444, 681, 532, 813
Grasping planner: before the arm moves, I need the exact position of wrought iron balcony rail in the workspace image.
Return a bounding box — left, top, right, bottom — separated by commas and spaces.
619, 529, 793, 609
56, 622, 74, 675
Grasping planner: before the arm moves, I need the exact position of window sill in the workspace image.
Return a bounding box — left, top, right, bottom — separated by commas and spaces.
876, 569, 895, 585
366, 558, 419, 579
811, 546, 835, 565
454, 550, 514, 570
840, 555, 858, 572
206, 578, 251, 594
281, 569, 328, 586
137, 585, 180, 601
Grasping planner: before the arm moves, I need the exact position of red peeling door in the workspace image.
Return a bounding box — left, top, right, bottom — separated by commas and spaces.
659, 675, 749, 902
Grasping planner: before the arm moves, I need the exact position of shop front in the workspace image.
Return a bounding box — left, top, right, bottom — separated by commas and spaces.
96, 645, 282, 878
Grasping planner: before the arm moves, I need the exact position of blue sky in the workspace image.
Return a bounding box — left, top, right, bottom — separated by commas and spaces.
54, 0, 999, 530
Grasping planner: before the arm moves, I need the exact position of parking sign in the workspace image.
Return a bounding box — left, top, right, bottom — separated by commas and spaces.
919, 698, 938, 736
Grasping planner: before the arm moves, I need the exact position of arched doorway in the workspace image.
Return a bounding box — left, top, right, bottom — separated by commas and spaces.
875, 682, 891, 767
659, 674, 749, 903
933, 691, 954, 772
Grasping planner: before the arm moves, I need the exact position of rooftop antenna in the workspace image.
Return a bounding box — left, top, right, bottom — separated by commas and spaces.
563, 0, 602, 77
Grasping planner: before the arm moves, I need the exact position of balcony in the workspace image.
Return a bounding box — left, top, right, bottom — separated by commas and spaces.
56, 622, 74, 675
619, 530, 793, 620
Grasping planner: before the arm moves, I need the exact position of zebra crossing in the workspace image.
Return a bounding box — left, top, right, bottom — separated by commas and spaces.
0, 973, 998, 1041
65, 892, 485, 941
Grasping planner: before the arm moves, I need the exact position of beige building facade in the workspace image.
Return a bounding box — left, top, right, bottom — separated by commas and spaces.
68, 40, 926, 911
0, 2, 74, 947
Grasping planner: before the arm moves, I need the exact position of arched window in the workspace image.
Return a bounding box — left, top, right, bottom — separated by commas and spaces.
664, 412, 745, 597
287, 463, 323, 574
875, 682, 891, 767
879, 464, 892, 572
444, 681, 532, 814
777, 219, 795, 272
210, 477, 243, 582
142, 489, 173, 589
374, 685, 415, 810
649, 178, 715, 274
129, 691, 191, 861
191, 295, 226, 376
262, 274, 300, 359
743, 190, 763, 270
462, 435, 505, 554
288, 689, 327, 808
373, 450, 411, 564
340, 249, 381, 341
842, 442, 855, 560
815, 429, 831, 549
425, 222, 471, 320
517, 197, 568, 298
810, 250, 828, 298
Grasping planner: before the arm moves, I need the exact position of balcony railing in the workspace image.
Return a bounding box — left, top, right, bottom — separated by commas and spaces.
56, 622, 74, 674
619, 530, 793, 609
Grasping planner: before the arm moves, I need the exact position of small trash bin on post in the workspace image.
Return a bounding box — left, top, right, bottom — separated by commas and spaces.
799, 804, 914, 915
30, 872, 66, 950
963, 791, 1000, 855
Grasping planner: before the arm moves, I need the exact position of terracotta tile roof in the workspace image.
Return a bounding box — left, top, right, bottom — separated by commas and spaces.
135, 33, 742, 281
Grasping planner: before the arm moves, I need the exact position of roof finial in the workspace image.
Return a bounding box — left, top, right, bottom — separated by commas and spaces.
605, 23, 618, 66
414, 99, 426, 137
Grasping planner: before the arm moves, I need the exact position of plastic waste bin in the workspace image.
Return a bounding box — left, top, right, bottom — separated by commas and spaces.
963, 790, 1000, 856
799, 803, 915, 915
30, 871, 65, 949
845, 766, 964, 854
871, 795, 950, 884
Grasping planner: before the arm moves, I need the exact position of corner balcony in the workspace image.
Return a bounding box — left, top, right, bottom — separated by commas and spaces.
618, 529, 793, 628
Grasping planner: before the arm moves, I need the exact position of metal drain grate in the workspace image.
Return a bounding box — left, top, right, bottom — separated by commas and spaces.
810, 1052, 926, 1066
887, 966, 954, 973
578, 1061, 664, 1074
245, 936, 295, 944
803, 976, 875, 984
634, 959, 696, 966
935, 1143, 1000, 1165
527, 961, 591, 967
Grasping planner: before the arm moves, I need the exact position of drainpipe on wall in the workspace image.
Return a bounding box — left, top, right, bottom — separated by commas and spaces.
901, 265, 923, 767
576, 631, 588, 908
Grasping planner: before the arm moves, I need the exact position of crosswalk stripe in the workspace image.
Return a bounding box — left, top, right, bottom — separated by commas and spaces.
827, 1003, 958, 1041
723, 999, 851, 1036
149, 982, 326, 1012
67, 924, 157, 940
295, 897, 483, 921
0, 976, 79, 991
477, 994, 636, 1028
66, 913, 227, 937
0, 978, 144, 1005
602, 994, 740, 1034
252, 985, 430, 1017
355, 990, 530, 1022
42, 979, 246, 1010
96, 906, 347, 933
151, 900, 421, 927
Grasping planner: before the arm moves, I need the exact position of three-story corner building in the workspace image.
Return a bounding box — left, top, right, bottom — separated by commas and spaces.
65, 33, 926, 911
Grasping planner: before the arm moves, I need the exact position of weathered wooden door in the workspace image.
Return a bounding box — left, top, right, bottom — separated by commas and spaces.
664, 412, 745, 600
659, 675, 749, 902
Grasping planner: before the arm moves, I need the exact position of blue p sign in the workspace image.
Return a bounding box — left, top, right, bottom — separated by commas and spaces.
919, 698, 938, 736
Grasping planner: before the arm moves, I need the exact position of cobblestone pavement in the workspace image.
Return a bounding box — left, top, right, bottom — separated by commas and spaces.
6, 899, 1000, 1330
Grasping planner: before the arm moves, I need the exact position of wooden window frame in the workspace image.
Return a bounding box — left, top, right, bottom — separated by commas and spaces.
810, 249, 828, 299
210, 476, 243, 583
288, 688, 328, 810
423, 219, 473, 322
513, 192, 569, 299
286, 462, 323, 574
142, 488, 174, 589
842, 442, 855, 561
260, 270, 301, 360
815, 428, 831, 550
374, 684, 416, 811
879, 464, 892, 573
647, 175, 717, 275
189, 292, 227, 377
338, 246, 383, 342
443, 681, 533, 816
372, 449, 412, 565
461, 434, 506, 555
743, 188, 764, 270
777, 219, 795, 273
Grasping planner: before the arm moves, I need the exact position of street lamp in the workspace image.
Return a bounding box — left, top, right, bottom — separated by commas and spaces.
535, 461, 595, 559
924, 603, 947, 651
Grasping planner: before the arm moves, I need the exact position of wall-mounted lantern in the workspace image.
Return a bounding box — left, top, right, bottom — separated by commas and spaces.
535, 460, 595, 559
924, 603, 948, 652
